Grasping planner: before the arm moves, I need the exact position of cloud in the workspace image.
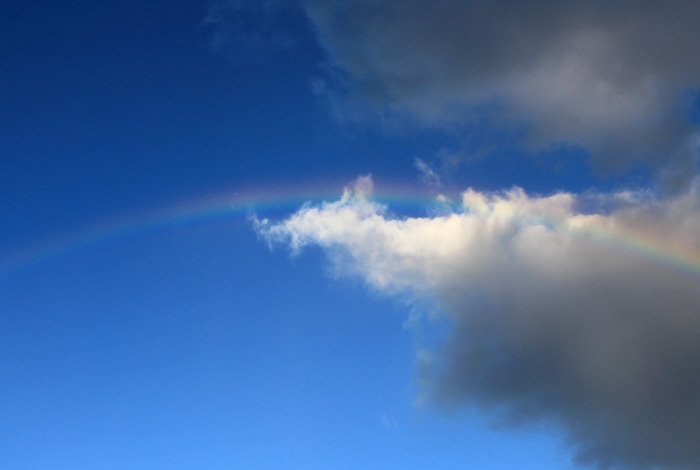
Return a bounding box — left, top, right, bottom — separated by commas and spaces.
202, 0, 298, 62
414, 157, 442, 187
302, 0, 700, 177
257, 176, 700, 470
381, 412, 397, 428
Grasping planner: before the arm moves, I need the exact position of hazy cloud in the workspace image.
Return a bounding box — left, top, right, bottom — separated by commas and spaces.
414, 157, 442, 187
202, 0, 297, 62
258, 176, 700, 470
302, 0, 700, 177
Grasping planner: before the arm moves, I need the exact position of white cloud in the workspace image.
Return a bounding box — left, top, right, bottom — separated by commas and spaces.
258, 176, 700, 470
414, 158, 441, 187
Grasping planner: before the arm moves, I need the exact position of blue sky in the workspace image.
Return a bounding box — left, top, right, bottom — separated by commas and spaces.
3, 2, 700, 469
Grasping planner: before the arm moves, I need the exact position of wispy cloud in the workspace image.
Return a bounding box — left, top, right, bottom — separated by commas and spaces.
381, 412, 397, 429
413, 158, 441, 188
202, 0, 298, 63
258, 175, 700, 470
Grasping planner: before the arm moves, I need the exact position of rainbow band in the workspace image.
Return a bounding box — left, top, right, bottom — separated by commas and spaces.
573, 218, 700, 280
0, 182, 435, 278
2, 183, 700, 282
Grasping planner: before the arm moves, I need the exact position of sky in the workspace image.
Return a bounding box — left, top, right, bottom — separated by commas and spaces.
2, 1, 700, 469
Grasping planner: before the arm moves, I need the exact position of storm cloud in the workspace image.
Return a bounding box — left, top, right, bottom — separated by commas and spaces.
258, 176, 700, 470
302, 0, 700, 176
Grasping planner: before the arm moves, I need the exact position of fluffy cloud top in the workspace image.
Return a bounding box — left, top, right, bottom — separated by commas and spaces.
258, 176, 700, 470
303, 0, 700, 174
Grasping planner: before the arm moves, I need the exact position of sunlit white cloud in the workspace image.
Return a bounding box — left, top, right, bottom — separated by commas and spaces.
258, 175, 700, 470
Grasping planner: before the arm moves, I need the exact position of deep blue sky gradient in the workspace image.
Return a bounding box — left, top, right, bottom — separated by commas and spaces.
1, 0, 630, 253
0, 1, 668, 468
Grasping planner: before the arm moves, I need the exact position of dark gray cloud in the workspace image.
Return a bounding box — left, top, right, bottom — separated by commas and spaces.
259, 176, 700, 469
302, 0, 700, 177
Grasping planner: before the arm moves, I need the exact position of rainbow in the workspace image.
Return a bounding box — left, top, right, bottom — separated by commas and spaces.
573, 217, 700, 280
0, 181, 438, 278
2, 182, 700, 282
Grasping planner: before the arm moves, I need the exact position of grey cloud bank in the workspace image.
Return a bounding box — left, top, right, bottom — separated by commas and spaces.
258, 176, 700, 470
254, 3, 700, 467
302, 0, 700, 178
